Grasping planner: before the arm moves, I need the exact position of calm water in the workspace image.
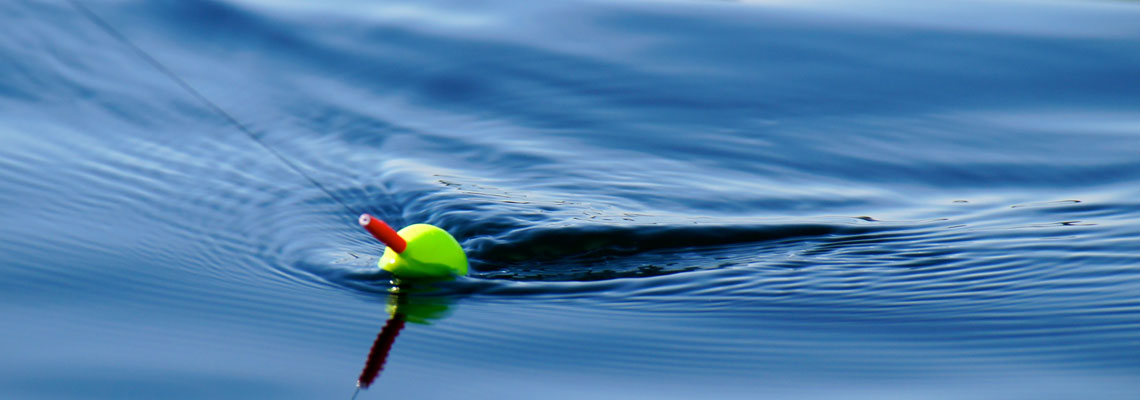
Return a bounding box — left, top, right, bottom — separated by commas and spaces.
4, 0, 1140, 398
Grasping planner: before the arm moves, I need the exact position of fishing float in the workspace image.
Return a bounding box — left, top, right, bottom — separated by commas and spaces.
352, 215, 465, 396
358, 213, 468, 279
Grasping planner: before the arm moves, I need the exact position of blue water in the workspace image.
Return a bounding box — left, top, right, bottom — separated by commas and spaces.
4, 0, 1140, 398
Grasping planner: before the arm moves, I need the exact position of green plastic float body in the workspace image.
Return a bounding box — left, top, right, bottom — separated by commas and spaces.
359, 214, 468, 279
379, 224, 468, 278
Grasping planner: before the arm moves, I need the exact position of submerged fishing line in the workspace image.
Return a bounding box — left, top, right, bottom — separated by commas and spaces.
65, 0, 361, 217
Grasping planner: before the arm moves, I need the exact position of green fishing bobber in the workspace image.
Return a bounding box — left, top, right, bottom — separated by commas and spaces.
359, 214, 468, 279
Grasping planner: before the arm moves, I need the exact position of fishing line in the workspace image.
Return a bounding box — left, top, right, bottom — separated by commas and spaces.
65, 0, 361, 217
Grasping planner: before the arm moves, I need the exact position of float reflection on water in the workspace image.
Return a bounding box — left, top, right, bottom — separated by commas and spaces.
356, 291, 456, 392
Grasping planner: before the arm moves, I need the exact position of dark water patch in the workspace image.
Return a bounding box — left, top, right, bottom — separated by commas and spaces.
468, 221, 864, 263
462, 219, 883, 280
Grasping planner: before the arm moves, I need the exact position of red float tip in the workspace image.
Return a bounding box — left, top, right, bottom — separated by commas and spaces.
359, 213, 407, 253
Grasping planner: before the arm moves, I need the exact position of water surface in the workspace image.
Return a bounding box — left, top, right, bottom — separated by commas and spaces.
3, 0, 1140, 398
